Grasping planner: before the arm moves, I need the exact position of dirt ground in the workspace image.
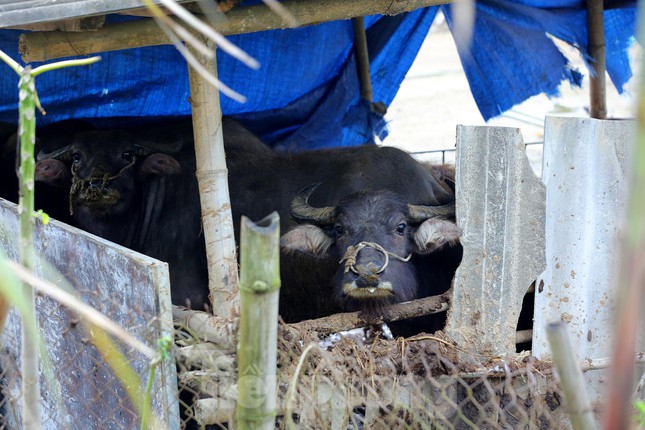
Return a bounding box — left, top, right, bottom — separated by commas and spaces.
382, 13, 641, 176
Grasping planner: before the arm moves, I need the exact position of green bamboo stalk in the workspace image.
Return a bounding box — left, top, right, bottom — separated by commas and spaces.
546, 322, 598, 430
237, 212, 280, 430
0, 50, 99, 429
17, 66, 42, 430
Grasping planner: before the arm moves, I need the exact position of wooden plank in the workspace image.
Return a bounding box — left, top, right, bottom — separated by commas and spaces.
0, 197, 180, 429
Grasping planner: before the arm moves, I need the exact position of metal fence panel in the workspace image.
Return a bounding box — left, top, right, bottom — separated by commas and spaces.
0, 197, 179, 429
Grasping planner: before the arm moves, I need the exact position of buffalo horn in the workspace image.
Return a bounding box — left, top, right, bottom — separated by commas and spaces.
408, 201, 456, 223
36, 145, 73, 161
134, 135, 184, 156
290, 183, 336, 225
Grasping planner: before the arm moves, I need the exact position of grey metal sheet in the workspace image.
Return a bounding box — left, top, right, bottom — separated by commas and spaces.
445, 125, 546, 359
0, 197, 179, 429
0, 0, 190, 28
533, 116, 638, 360
533, 116, 643, 420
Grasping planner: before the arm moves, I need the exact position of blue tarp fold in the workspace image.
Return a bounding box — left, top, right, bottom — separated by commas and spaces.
0, 1, 637, 150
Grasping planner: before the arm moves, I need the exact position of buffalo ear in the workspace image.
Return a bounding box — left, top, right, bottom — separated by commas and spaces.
280, 225, 333, 258
139, 153, 181, 178
35, 159, 72, 188
413, 219, 462, 254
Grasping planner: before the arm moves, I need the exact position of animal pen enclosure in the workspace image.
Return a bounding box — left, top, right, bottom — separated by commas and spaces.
0, 117, 642, 428
0, 1, 643, 429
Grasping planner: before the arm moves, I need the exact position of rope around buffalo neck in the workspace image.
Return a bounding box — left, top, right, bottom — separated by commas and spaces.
339, 241, 412, 275
68, 159, 136, 215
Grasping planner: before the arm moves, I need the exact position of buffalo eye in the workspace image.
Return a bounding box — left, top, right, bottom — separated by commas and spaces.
122, 151, 134, 162
396, 223, 407, 235
72, 153, 81, 163
334, 224, 344, 236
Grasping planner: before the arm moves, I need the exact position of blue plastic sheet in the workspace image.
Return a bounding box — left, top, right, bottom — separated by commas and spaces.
442, 0, 636, 120
0, 1, 637, 150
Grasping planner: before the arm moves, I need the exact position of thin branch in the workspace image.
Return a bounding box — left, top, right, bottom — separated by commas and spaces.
6, 260, 157, 359
31, 56, 101, 77
0, 48, 23, 75
285, 291, 451, 338
284, 343, 321, 429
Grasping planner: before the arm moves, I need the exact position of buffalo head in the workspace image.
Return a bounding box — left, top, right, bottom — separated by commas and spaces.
280, 184, 462, 310
36, 129, 183, 216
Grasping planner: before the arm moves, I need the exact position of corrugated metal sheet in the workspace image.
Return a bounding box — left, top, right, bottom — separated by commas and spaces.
0, 0, 189, 28
533, 116, 636, 361
0, 197, 179, 429
533, 116, 644, 415
445, 125, 545, 359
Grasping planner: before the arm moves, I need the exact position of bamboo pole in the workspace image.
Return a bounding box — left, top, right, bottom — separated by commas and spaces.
19, 0, 452, 62
236, 213, 280, 430
172, 306, 236, 347
186, 40, 240, 318
545, 322, 598, 430
587, 0, 607, 119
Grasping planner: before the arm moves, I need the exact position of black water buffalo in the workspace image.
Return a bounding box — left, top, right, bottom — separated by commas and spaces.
0, 122, 74, 224
34, 118, 462, 333
32, 118, 273, 312
225, 144, 462, 329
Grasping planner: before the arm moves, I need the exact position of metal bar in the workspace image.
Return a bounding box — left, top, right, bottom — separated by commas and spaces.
587, 0, 607, 119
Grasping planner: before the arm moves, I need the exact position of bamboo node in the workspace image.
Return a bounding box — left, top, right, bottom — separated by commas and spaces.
239, 280, 280, 294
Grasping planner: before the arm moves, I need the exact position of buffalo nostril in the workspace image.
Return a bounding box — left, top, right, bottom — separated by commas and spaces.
354, 269, 380, 289
366, 262, 380, 273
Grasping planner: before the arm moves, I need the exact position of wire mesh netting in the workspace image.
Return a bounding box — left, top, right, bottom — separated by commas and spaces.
0, 285, 642, 430
0, 289, 178, 429
171, 321, 573, 430
0, 198, 179, 429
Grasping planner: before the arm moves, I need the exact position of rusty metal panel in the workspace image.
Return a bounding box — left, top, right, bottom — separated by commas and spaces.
0, 197, 179, 429
445, 125, 546, 359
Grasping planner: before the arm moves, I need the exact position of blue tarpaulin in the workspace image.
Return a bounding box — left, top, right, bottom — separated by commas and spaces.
0, 1, 637, 151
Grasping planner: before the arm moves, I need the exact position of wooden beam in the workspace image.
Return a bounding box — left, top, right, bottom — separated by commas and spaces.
20, 0, 451, 62
587, 0, 606, 119
352, 16, 373, 103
